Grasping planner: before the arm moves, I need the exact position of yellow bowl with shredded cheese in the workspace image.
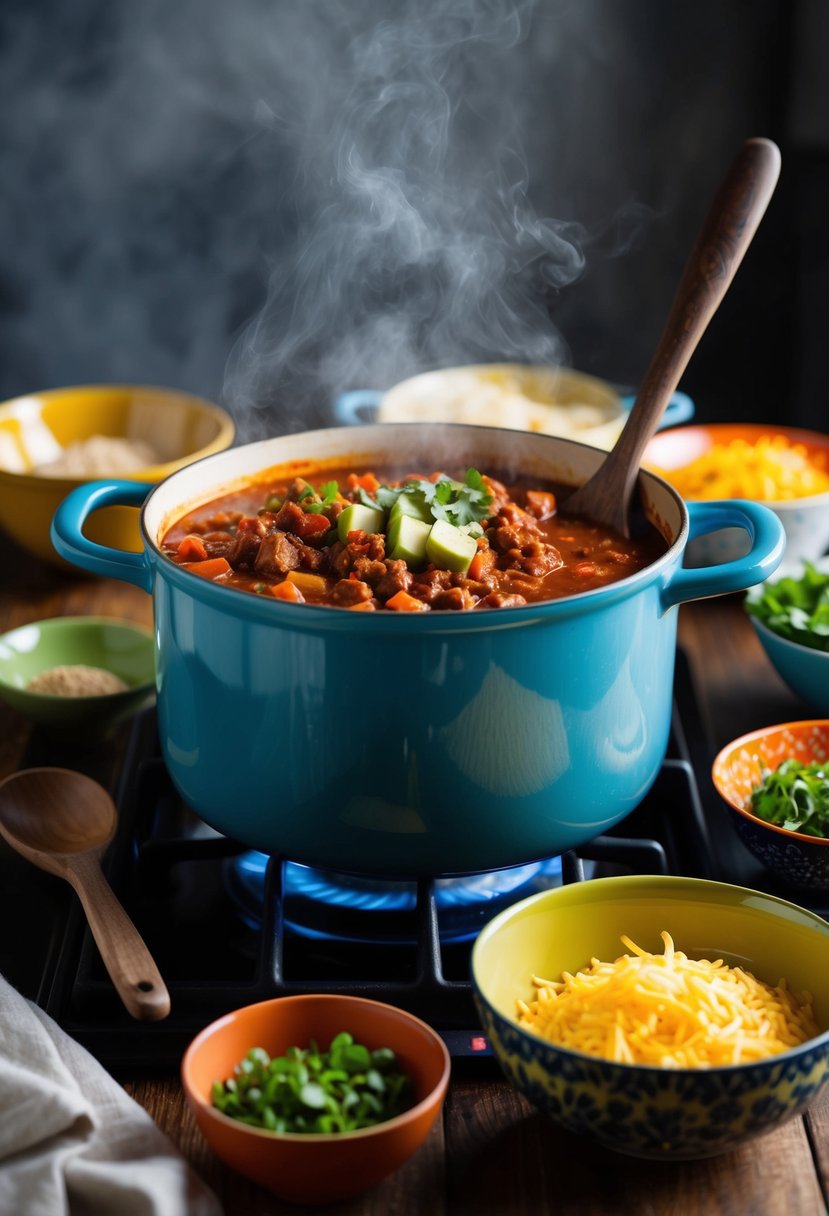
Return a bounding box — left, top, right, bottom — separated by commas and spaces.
644, 424, 829, 570
472, 875, 829, 1159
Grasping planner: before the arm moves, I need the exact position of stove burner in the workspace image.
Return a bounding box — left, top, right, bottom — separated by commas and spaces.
224, 851, 564, 944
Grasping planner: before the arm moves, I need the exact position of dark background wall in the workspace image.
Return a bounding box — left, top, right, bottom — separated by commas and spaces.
1, 0, 826, 439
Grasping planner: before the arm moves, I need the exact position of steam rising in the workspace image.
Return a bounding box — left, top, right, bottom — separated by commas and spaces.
0, 0, 671, 431
224, 0, 588, 435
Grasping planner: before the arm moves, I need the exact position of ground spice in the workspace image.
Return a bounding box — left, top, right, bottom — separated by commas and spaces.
26, 665, 128, 696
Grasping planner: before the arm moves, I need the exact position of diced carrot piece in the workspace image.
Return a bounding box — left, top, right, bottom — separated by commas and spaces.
269, 580, 305, 602
386, 590, 429, 612
468, 553, 483, 581
348, 601, 376, 611
177, 535, 208, 561
286, 570, 329, 595
181, 557, 231, 580
346, 472, 380, 493
573, 561, 597, 577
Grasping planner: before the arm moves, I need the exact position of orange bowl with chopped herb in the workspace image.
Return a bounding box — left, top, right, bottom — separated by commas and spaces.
713, 720, 829, 889
182, 994, 450, 1204
645, 423, 829, 568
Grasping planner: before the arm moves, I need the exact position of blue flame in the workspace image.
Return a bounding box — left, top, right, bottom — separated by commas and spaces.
226, 851, 563, 944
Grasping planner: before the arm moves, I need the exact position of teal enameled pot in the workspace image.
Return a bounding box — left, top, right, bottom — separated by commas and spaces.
51, 424, 785, 877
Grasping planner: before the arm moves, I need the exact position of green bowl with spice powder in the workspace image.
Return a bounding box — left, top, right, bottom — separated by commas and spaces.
0, 616, 155, 737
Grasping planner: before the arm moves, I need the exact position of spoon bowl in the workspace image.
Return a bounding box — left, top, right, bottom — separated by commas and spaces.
0, 768, 115, 862
0, 767, 170, 1020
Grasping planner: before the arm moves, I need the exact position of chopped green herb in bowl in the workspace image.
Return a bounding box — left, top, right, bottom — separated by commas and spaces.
744, 561, 829, 714
713, 720, 829, 891
750, 759, 829, 838
182, 994, 450, 1204
211, 1032, 413, 1134
745, 561, 829, 652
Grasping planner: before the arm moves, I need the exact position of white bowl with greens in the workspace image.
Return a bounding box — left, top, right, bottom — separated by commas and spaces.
746, 561, 829, 713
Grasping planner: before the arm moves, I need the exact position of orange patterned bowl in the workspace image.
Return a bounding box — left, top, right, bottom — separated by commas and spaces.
712, 721, 829, 890
181, 994, 450, 1205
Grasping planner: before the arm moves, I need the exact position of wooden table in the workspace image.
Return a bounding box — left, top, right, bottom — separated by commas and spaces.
2, 538, 828, 1216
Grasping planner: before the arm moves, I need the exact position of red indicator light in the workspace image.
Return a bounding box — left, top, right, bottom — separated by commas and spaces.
470, 1036, 488, 1052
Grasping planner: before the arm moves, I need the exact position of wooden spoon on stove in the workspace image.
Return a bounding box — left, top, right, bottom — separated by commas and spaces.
0, 767, 170, 1021
565, 137, 781, 536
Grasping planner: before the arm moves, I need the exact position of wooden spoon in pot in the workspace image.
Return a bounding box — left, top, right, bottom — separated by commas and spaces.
0, 767, 170, 1021
565, 137, 781, 536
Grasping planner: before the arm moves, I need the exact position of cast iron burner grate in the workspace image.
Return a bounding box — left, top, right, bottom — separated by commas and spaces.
11, 650, 720, 1071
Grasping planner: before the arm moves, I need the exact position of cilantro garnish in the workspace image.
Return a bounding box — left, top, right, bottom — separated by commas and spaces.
358, 469, 492, 527
356, 484, 401, 512
302, 481, 340, 514
750, 759, 829, 837
745, 562, 829, 652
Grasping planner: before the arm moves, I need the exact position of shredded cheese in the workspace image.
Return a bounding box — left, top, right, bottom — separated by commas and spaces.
516, 932, 820, 1068
650, 435, 829, 502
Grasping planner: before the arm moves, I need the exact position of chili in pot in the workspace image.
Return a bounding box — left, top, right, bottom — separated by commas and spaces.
161, 466, 665, 610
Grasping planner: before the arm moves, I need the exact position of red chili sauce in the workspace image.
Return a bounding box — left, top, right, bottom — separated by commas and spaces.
160, 467, 667, 611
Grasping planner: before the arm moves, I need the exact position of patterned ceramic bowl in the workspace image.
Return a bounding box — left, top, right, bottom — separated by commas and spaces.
472, 875, 829, 1160
713, 720, 829, 889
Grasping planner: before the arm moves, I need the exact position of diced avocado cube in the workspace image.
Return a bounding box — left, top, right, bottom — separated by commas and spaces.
389, 491, 432, 525
337, 503, 384, 542
425, 519, 478, 574
388, 515, 432, 567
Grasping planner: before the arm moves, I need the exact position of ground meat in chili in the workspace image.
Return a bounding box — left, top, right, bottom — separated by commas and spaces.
161, 466, 666, 611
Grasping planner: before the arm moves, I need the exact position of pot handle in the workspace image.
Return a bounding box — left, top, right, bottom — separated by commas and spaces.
660, 499, 785, 610
619, 390, 695, 430
332, 389, 382, 425
51, 481, 154, 592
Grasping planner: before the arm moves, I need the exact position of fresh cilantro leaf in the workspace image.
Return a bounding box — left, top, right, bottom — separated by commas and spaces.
750, 758, 829, 837
745, 562, 829, 652
302, 480, 340, 514
397, 469, 492, 527
348, 468, 492, 528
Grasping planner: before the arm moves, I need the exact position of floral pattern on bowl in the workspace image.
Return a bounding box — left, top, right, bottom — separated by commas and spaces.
713, 720, 829, 890
475, 994, 829, 1159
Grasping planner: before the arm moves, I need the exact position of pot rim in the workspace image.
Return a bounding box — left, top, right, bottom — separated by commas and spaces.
138, 422, 689, 627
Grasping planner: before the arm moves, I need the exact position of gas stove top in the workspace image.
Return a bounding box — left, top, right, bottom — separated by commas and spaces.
1, 649, 805, 1072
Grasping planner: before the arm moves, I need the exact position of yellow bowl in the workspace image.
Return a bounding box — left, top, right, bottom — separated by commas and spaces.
472, 875, 829, 1159
0, 384, 235, 567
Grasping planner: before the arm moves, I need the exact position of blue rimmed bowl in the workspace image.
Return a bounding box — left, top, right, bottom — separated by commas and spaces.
749, 617, 829, 716
472, 875, 829, 1160
50, 424, 782, 876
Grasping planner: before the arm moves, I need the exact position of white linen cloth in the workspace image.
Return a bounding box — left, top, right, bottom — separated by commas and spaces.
0, 973, 222, 1216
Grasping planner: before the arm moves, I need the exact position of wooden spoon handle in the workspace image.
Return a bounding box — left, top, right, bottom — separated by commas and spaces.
67, 855, 171, 1021
567, 137, 781, 534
